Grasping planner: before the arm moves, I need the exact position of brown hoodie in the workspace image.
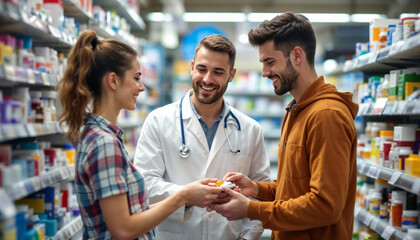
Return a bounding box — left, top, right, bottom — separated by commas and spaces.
248, 76, 359, 240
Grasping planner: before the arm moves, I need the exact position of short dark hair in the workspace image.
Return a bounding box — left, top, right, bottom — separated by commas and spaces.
194, 34, 236, 70
248, 12, 316, 66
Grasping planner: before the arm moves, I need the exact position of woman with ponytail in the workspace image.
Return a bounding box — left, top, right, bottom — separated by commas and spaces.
57, 30, 222, 239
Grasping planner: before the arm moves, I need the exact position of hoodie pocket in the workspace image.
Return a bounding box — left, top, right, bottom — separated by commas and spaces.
283, 142, 310, 180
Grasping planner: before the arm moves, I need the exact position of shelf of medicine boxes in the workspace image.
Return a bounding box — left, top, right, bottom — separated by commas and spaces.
357, 160, 420, 196
354, 206, 406, 240
0, 63, 65, 142
0, 165, 75, 219
92, 0, 145, 31
224, 91, 286, 118
0, 3, 74, 51
62, 0, 140, 48
326, 33, 420, 76
53, 215, 83, 240
357, 98, 420, 118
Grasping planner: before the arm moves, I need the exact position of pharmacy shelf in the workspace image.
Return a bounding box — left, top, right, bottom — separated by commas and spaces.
357, 160, 420, 195
355, 207, 406, 240
340, 34, 420, 74
4, 165, 75, 201
263, 130, 281, 139
0, 5, 73, 51
93, 0, 145, 31
62, 0, 139, 47
52, 216, 83, 240
358, 99, 420, 117
245, 111, 284, 118
0, 188, 16, 219
0, 123, 65, 143
117, 119, 144, 129
226, 91, 279, 98
62, 0, 93, 23
0, 166, 74, 220
0, 64, 58, 87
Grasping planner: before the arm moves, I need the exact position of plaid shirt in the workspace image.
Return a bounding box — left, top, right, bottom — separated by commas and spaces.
75, 114, 154, 239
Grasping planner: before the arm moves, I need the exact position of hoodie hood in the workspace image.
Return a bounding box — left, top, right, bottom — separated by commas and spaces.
287, 76, 359, 120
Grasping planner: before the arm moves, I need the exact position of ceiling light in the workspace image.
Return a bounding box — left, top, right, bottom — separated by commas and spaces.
247, 13, 280, 22
301, 13, 350, 23
148, 12, 383, 23
350, 14, 386, 22
148, 12, 173, 22
182, 12, 246, 22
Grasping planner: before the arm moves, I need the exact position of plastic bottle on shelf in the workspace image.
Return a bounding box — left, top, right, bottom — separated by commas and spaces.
398, 146, 413, 171
405, 154, 420, 177
378, 30, 387, 50
42, 91, 56, 122
63, 144, 75, 165
400, 13, 420, 40
394, 125, 416, 151
368, 191, 382, 216
391, 199, 403, 230
392, 24, 403, 44
43, 0, 65, 31
13, 87, 31, 124
17, 36, 36, 70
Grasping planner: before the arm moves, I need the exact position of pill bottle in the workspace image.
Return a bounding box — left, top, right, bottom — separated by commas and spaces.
398, 146, 413, 171
391, 200, 403, 229
369, 191, 382, 216
405, 154, 420, 177
402, 210, 419, 232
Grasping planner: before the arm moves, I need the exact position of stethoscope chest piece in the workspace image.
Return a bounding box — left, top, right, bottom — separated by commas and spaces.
179, 144, 191, 158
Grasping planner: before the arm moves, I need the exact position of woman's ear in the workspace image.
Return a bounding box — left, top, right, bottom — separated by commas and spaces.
106, 72, 118, 91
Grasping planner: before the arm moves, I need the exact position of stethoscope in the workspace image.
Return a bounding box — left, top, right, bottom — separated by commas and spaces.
179, 96, 241, 158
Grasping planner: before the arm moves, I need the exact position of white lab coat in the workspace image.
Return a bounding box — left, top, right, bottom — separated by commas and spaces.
134, 90, 271, 240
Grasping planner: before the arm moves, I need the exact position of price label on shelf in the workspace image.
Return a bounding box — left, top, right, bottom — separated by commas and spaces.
41, 73, 49, 85
2, 124, 17, 139
25, 124, 37, 137
363, 214, 373, 226
367, 165, 381, 179
396, 101, 407, 114
413, 100, 420, 114
369, 218, 378, 231
368, 52, 378, 64
15, 124, 27, 138
404, 100, 416, 114
370, 98, 387, 115
23, 178, 36, 195
354, 207, 362, 217
48, 25, 62, 39
388, 171, 403, 185
0, 189, 16, 219
15, 66, 27, 83
412, 178, 420, 195
382, 101, 394, 115
26, 68, 35, 84
381, 225, 395, 240
4, 64, 15, 81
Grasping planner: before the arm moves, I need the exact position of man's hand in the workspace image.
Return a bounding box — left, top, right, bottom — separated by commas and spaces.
207, 187, 250, 221
223, 172, 258, 198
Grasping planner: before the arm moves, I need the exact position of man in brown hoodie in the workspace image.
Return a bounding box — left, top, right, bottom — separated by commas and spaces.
208, 12, 359, 240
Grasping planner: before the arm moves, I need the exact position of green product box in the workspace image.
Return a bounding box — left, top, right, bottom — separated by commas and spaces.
398, 73, 420, 100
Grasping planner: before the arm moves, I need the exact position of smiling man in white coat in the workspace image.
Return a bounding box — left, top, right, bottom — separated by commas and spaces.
133, 34, 271, 240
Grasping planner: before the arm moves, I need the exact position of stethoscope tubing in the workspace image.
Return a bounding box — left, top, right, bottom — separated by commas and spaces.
179, 96, 241, 158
